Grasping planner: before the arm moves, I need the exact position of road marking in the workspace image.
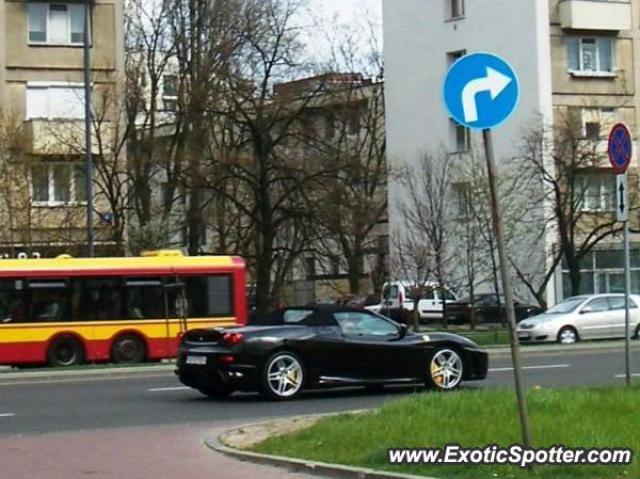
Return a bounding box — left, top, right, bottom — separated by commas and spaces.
0, 413, 15, 418
489, 364, 570, 373
147, 386, 190, 392
614, 373, 640, 378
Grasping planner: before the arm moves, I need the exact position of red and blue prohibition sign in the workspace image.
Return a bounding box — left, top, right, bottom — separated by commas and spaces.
608, 123, 632, 174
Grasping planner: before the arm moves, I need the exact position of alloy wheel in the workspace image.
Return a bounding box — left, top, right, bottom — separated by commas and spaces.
266, 354, 304, 398
430, 349, 463, 390
558, 327, 577, 344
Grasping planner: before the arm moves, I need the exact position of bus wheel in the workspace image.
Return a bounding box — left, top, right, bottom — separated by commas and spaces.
47, 336, 84, 367
111, 334, 146, 364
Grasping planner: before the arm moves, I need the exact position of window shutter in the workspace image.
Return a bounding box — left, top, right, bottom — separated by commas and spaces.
566, 37, 579, 71
26, 87, 49, 119
49, 87, 85, 119
49, 4, 69, 43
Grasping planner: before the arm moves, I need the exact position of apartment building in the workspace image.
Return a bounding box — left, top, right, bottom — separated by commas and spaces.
384, 0, 640, 305
277, 74, 388, 304
0, 0, 125, 257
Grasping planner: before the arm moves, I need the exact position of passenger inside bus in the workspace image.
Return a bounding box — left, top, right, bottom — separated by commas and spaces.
9, 297, 25, 322
34, 292, 64, 321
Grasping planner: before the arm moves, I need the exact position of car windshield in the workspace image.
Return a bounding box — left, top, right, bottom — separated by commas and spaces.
546, 297, 587, 314
382, 284, 398, 300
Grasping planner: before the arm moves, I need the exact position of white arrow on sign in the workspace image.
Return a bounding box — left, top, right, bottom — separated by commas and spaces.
461, 67, 512, 123
617, 174, 629, 222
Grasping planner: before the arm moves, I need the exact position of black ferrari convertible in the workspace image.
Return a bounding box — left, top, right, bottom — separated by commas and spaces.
175, 305, 488, 400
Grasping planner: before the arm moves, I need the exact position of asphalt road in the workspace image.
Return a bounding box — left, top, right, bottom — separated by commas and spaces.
0, 343, 638, 437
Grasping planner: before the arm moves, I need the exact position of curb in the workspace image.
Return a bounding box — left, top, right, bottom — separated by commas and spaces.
487, 340, 639, 355
206, 415, 440, 479
0, 363, 174, 380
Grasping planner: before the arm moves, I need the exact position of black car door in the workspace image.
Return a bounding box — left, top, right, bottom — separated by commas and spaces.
332, 311, 418, 381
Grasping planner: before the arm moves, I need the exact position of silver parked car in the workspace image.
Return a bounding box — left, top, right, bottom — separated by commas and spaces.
517, 294, 640, 344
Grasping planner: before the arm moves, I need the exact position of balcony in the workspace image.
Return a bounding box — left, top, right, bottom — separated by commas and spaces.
23, 120, 107, 155
559, 0, 631, 31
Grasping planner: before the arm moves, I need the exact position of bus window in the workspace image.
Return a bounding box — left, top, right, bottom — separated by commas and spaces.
0, 279, 26, 323
75, 278, 124, 321
126, 278, 164, 319
164, 278, 187, 319
28, 280, 70, 322
184, 275, 233, 317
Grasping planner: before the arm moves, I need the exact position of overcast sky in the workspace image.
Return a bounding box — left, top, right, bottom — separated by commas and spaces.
309, 0, 381, 21
301, 0, 382, 68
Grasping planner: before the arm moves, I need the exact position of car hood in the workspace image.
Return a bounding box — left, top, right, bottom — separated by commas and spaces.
414, 331, 483, 350
518, 313, 566, 326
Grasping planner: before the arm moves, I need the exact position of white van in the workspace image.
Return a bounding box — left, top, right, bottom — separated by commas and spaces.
375, 280, 457, 321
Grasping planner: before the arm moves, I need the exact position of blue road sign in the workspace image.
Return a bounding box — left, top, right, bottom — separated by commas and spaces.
443, 52, 519, 130
608, 123, 632, 174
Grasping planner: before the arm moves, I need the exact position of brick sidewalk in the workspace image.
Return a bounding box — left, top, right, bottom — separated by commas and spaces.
0, 423, 323, 479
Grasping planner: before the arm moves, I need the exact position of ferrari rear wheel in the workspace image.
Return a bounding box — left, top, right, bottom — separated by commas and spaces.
427, 348, 463, 390
260, 351, 305, 400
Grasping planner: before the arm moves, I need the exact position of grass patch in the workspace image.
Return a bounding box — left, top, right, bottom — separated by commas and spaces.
460, 330, 510, 346
252, 385, 639, 479
419, 326, 511, 346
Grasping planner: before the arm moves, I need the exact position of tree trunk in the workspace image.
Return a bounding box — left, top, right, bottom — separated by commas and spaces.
412, 303, 421, 332
569, 261, 581, 296
469, 286, 476, 331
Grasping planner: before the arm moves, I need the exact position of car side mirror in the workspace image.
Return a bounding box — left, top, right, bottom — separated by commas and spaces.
580, 306, 593, 314
398, 324, 408, 338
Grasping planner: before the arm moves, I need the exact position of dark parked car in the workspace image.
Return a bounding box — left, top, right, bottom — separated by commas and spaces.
446, 294, 543, 324
175, 305, 488, 400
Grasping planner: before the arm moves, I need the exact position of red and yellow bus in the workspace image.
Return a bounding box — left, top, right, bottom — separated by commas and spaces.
0, 250, 247, 367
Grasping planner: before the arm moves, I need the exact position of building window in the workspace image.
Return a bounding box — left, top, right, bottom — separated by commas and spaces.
324, 113, 336, 140
26, 84, 86, 120
331, 257, 341, 275
162, 75, 178, 111
31, 163, 87, 205
447, 0, 465, 19
305, 257, 316, 278
28, 3, 88, 45
561, 249, 640, 300
447, 49, 466, 66
575, 173, 615, 211
452, 182, 471, 217
450, 118, 470, 153
581, 108, 616, 140
567, 37, 614, 74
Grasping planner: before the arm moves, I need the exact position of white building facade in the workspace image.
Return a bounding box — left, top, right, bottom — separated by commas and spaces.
384, 0, 640, 306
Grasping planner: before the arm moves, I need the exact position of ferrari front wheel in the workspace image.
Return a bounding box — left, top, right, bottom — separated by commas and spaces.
260, 351, 305, 400
426, 348, 463, 390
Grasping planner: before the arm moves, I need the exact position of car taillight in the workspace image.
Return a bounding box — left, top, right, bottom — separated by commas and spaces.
177, 331, 185, 342
222, 332, 244, 346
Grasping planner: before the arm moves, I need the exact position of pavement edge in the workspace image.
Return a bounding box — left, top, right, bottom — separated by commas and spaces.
205, 415, 440, 479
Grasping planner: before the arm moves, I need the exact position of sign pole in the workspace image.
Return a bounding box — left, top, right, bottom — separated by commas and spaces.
623, 211, 631, 386
444, 52, 529, 447
482, 129, 532, 448
609, 124, 633, 386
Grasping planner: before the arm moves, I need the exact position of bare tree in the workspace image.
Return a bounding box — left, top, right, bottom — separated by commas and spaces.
389, 232, 433, 332
192, 0, 341, 312
306, 7, 387, 296
398, 152, 454, 328
125, 0, 178, 231
517, 110, 624, 303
